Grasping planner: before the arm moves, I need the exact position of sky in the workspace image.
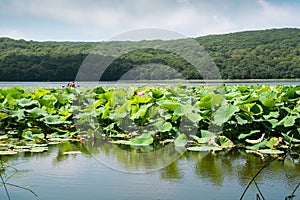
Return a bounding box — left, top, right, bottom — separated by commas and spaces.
1, 0, 300, 41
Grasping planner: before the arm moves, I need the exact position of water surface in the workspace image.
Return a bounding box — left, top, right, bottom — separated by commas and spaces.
1, 142, 299, 200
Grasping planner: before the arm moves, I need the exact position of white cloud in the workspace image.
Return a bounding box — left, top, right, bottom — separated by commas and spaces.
1, 0, 300, 41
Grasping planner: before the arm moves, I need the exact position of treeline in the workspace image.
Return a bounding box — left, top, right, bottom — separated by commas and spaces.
0, 28, 299, 81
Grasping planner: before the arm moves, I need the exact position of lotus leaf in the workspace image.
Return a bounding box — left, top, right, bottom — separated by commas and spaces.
214, 104, 239, 126
130, 133, 153, 146
174, 134, 187, 147
187, 145, 222, 152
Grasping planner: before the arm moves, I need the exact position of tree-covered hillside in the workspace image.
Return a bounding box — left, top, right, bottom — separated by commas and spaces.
0, 28, 299, 81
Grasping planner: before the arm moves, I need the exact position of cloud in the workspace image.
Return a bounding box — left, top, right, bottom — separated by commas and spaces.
1, 0, 300, 41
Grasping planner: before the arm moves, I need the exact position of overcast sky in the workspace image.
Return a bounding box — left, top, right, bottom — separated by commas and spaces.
1, 0, 300, 41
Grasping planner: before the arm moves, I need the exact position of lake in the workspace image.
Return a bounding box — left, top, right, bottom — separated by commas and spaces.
1, 80, 300, 200
1, 141, 300, 200
0, 80, 299, 88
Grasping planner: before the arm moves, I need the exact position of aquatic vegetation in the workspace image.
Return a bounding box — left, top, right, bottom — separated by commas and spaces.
0, 84, 299, 156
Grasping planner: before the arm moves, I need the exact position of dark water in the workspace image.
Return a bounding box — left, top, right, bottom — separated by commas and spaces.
1, 142, 300, 200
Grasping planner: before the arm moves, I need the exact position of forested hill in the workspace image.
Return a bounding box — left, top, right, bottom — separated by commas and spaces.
0, 28, 299, 81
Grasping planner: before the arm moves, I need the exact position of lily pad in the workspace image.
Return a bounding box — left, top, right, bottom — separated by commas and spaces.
0, 150, 18, 155
63, 151, 82, 155
214, 104, 239, 126
187, 145, 222, 152
130, 133, 153, 146
174, 134, 187, 147
257, 149, 285, 154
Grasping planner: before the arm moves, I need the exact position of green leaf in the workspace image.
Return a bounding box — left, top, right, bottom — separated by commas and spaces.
42, 115, 69, 125
22, 130, 34, 140
200, 130, 216, 138
160, 122, 173, 132
34, 88, 50, 98
240, 103, 263, 115
131, 95, 151, 104
158, 100, 181, 111
17, 98, 39, 107
284, 116, 296, 127
174, 134, 187, 147
130, 103, 153, 120
259, 91, 276, 107
238, 130, 261, 140
130, 133, 153, 146
214, 104, 239, 126
39, 94, 57, 108
190, 135, 211, 144
246, 139, 268, 150
151, 89, 164, 99
0, 112, 8, 120
265, 137, 280, 149
7, 109, 25, 121
235, 115, 249, 125
187, 112, 202, 123
216, 136, 235, 148
263, 111, 280, 119
26, 107, 48, 118
0, 135, 8, 140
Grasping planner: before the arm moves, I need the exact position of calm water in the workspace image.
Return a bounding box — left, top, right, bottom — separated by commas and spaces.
1, 142, 300, 200
0, 80, 299, 87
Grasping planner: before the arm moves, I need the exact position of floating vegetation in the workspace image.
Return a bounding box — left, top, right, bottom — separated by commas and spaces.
0, 84, 299, 156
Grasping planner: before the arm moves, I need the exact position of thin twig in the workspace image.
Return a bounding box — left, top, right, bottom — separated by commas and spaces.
256, 194, 262, 200
254, 179, 265, 200
5, 183, 38, 197
0, 174, 11, 200
240, 156, 278, 200
287, 179, 300, 199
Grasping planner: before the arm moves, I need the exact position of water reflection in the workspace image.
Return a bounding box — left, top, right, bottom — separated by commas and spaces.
83, 135, 185, 173
2, 142, 300, 199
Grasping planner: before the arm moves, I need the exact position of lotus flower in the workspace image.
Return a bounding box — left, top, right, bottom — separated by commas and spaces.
137, 91, 145, 96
